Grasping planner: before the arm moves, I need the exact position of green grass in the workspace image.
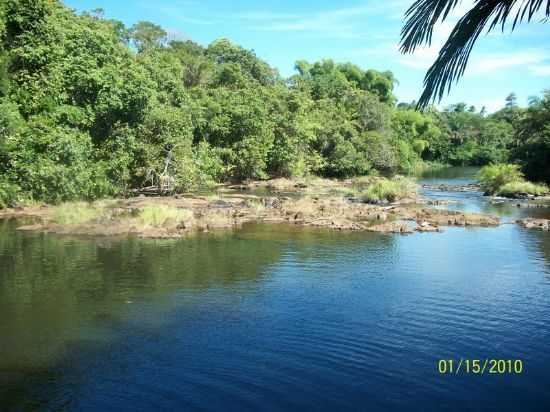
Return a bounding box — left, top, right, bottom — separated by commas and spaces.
361, 177, 417, 203
350, 176, 378, 189
477, 164, 524, 195
477, 163, 548, 197
410, 161, 449, 177
51, 202, 105, 225
497, 181, 549, 197
136, 205, 193, 228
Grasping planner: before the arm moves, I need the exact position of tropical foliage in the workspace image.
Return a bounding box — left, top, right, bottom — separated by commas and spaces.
400, 0, 550, 108
0, 0, 547, 207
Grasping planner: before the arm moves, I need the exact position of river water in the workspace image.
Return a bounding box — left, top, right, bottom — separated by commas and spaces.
1, 168, 550, 411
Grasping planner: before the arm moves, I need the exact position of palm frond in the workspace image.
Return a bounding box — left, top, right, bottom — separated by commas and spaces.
400, 0, 550, 109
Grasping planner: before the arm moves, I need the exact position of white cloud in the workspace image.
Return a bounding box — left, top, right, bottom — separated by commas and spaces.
399, 48, 550, 75
235, 2, 409, 39
399, 46, 440, 69
467, 51, 547, 74
529, 65, 550, 76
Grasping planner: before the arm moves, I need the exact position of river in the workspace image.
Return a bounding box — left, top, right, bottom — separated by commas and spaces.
1, 168, 550, 411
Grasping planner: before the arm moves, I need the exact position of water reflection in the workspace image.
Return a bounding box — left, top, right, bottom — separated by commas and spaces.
2, 170, 550, 411
0, 221, 395, 369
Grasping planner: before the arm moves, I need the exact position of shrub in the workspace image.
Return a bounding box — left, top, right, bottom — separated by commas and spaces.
173, 142, 228, 192
0, 178, 21, 208
497, 181, 549, 198
361, 177, 417, 203
477, 164, 524, 195
7, 125, 117, 203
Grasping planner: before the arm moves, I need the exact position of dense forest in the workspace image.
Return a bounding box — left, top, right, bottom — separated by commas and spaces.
0, 0, 548, 207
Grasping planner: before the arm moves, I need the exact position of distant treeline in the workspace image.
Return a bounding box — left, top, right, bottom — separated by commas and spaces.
0, 0, 548, 206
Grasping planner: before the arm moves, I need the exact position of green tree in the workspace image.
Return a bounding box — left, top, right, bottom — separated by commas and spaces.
130, 21, 167, 53
505, 93, 518, 109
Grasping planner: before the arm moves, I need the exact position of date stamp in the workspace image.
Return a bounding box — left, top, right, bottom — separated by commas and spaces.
437, 359, 523, 375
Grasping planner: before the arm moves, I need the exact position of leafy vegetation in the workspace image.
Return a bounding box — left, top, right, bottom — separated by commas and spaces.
0, 1, 547, 208
400, 0, 550, 108
361, 177, 417, 203
497, 181, 548, 198
478, 164, 548, 197
477, 164, 525, 195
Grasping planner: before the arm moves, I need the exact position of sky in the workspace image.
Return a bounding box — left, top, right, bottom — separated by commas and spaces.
63, 0, 550, 112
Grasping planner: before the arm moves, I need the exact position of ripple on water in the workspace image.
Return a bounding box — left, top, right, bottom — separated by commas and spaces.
2, 173, 550, 410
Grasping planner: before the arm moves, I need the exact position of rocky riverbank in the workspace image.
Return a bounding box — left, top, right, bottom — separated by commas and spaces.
1, 189, 502, 239
517, 218, 550, 231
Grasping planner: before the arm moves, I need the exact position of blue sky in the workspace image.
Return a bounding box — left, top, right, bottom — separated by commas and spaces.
64, 0, 550, 112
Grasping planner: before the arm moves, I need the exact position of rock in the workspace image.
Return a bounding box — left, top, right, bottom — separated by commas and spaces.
294, 212, 304, 221
422, 183, 480, 192
427, 199, 456, 206
366, 222, 412, 234
515, 202, 547, 209
162, 218, 178, 229
416, 221, 440, 232
211, 199, 231, 208
413, 208, 499, 227
516, 218, 550, 231
376, 212, 387, 221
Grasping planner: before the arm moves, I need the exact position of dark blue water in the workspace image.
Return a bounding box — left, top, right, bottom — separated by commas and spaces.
2, 169, 550, 411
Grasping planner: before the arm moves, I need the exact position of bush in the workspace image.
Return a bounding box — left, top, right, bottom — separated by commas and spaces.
173, 142, 228, 191
497, 181, 549, 198
361, 177, 417, 203
0, 178, 21, 208
477, 164, 524, 195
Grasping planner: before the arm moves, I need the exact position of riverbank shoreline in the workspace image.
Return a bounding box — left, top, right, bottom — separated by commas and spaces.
0, 177, 505, 238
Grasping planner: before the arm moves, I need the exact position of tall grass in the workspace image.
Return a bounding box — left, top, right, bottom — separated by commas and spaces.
477, 164, 524, 195
136, 205, 193, 228
497, 181, 549, 197
52, 202, 105, 225
478, 164, 548, 197
361, 177, 417, 203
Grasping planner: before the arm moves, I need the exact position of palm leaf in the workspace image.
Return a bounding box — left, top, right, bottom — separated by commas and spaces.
400, 0, 550, 109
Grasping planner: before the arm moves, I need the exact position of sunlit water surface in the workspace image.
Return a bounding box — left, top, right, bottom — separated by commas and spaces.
1, 168, 550, 411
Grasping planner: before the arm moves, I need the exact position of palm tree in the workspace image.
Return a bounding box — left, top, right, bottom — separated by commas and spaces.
400, 0, 550, 109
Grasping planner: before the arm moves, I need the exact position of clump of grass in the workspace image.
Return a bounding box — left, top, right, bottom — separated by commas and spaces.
136, 205, 193, 228
477, 163, 548, 197
497, 181, 549, 197
52, 202, 105, 225
361, 177, 417, 203
351, 176, 378, 189
477, 164, 524, 195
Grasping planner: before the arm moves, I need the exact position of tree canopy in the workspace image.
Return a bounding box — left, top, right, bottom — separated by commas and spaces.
0, 0, 547, 208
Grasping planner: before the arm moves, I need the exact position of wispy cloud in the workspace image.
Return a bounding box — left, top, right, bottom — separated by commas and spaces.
234, 2, 407, 39
399, 48, 550, 75
467, 51, 546, 74
529, 64, 550, 76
